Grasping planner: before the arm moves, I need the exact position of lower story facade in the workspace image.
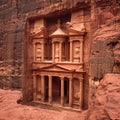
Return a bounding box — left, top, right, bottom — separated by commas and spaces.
32, 63, 84, 110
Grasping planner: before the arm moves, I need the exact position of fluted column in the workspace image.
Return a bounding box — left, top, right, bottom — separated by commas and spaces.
49, 75, 52, 104
52, 42, 55, 62
33, 74, 37, 101
80, 40, 83, 64
70, 41, 73, 62
61, 77, 64, 106
33, 43, 36, 62
59, 42, 62, 62
37, 76, 41, 93
41, 41, 44, 61
69, 78, 73, 107
79, 78, 83, 109
41, 75, 45, 102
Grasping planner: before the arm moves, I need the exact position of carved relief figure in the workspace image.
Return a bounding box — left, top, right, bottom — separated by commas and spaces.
36, 43, 41, 61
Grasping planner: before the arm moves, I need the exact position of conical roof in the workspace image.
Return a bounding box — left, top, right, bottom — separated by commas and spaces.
50, 27, 67, 37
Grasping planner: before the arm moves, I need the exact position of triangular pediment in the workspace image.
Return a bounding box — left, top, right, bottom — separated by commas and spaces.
40, 64, 73, 72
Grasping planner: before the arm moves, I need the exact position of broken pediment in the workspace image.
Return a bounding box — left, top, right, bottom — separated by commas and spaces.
66, 22, 86, 36
30, 26, 45, 38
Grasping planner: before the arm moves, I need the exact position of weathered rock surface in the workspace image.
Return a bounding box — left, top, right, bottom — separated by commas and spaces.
90, 14, 120, 80
86, 74, 120, 120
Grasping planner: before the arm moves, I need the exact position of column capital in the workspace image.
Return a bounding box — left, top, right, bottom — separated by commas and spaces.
60, 76, 64, 80
79, 79, 83, 85
59, 41, 64, 44
52, 41, 54, 43
69, 77, 73, 81
32, 74, 36, 76
40, 74, 44, 77
69, 40, 73, 42
48, 75, 52, 78
32, 42, 35, 45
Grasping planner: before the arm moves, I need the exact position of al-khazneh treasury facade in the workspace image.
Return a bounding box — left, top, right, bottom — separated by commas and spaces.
24, 9, 87, 110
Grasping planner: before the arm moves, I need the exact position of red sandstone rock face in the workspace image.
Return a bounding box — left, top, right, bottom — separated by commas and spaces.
86, 74, 120, 120
0, 0, 92, 89
90, 14, 120, 80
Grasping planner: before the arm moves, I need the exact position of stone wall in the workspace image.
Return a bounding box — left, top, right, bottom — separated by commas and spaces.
89, 1, 120, 107
0, 0, 25, 88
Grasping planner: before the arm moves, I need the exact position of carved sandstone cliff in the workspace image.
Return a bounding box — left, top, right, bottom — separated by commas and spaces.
90, 14, 120, 80
87, 8, 120, 120
86, 74, 120, 120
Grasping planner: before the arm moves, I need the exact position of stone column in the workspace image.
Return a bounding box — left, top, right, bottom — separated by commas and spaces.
80, 40, 83, 64
41, 75, 45, 102
61, 77, 64, 106
41, 41, 44, 61
59, 42, 62, 62
52, 42, 55, 62
69, 78, 73, 107
33, 43, 36, 62
49, 75, 52, 104
70, 41, 73, 62
79, 78, 83, 109
37, 76, 41, 92
33, 74, 37, 101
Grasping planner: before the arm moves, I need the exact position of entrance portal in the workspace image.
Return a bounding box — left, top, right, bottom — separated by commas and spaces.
64, 77, 69, 106
45, 76, 49, 102
52, 76, 61, 104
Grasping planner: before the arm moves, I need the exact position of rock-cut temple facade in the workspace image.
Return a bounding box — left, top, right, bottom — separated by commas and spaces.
24, 8, 87, 110
23, 0, 119, 110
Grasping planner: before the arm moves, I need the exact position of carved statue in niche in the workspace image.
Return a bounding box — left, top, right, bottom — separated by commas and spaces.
74, 44, 80, 62
55, 48, 59, 57
75, 47, 80, 56
55, 43, 59, 61
73, 78, 80, 104
74, 92, 80, 102
36, 44, 41, 61
37, 90, 41, 101
36, 48, 41, 56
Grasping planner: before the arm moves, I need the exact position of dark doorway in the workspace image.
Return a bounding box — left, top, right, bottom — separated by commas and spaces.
45, 76, 49, 102
52, 76, 61, 104
64, 77, 69, 106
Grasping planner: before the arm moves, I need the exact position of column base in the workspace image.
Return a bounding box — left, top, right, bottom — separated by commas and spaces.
61, 97, 64, 106
49, 97, 52, 104
69, 102, 72, 107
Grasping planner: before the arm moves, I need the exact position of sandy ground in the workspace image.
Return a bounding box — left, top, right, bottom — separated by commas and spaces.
0, 89, 86, 120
